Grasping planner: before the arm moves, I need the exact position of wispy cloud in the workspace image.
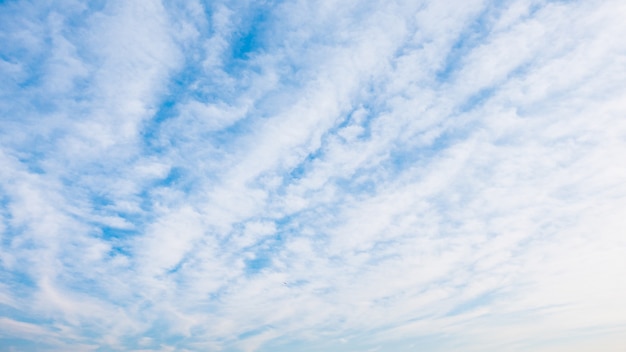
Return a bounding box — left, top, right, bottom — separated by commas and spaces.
1, 0, 625, 350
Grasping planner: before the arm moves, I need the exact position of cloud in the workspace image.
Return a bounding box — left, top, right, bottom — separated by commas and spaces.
1, 0, 626, 351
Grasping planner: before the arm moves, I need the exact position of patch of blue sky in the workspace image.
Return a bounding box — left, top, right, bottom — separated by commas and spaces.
334, 171, 379, 198
141, 71, 206, 151
134, 318, 193, 349
141, 101, 177, 154
103, 243, 131, 263
86, 191, 119, 212
85, 0, 107, 14
0, 4, 43, 45
99, 226, 136, 241
220, 4, 321, 99
386, 146, 430, 174
244, 255, 273, 276
279, 115, 365, 181
435, 3, 510, 83
0, 301, 45, 324
0, 217, 26, 249
78, 167, 186, 223
267, 206, 330, 244
269, 213, 302, 236
0, 337, 55, 352
82, 189, 146, 228
369, 125, 469, 181
226, 1, 282, 58
3, 68, 84, 169
230, 11, 268, 62
456, 49, 544, 115
1, 229, 40, 254
363, 240, 408, 263
241, 231, 291, 276
445, 291, 497, 316
285, 150, 321, 182
208, 114, 255, 146
136, 188, 165, 217
140, 21, 271, 154
144, 83, 254, 166
251, 217, 293, 249
0, 193, 9, 226
237, 326, 275, 341
285, 161, 307, 182
87, 203, 146, 245
94, 345, 131, 352
0, 56, 34, 95
0, 269, 37, 297
163, 263, 186, 280
104, 334, 155, 352
342, 106, 380, 141
456, 86, 497, 113
0, 40, 50, 92
164, 64, 210, 104
155, 166, 185, 188
6, 143, 51, 175
250, 84, 300, 120
57, 1, 105, 32
278, 107, 379, 189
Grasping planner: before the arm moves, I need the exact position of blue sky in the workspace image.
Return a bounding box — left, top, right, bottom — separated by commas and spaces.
1, 0, 626, 351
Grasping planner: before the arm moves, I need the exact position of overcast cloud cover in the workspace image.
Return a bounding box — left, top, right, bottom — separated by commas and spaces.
1, 0, 626, 351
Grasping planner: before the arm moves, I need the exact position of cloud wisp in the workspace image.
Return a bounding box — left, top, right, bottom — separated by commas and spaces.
1, 0, 626, 351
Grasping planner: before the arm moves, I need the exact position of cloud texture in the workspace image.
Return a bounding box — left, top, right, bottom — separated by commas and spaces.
1, 0, 626, 351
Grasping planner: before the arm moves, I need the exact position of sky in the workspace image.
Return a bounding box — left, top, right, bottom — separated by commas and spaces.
1, 0, 626, 351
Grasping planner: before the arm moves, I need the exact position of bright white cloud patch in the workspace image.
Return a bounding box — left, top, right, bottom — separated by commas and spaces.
1, 0, 625, 351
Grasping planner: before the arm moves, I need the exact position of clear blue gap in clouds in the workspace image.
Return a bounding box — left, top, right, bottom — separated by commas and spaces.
140, 0, 283, 176
229, 4, 272, 62
445, 290, 498, 317
243, 224, 295, 275
0, 4, 63, 173
277, 86, 393, 199
238, 325, 275, 341
283, 104, 370, 176
434, 1, 543, 84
